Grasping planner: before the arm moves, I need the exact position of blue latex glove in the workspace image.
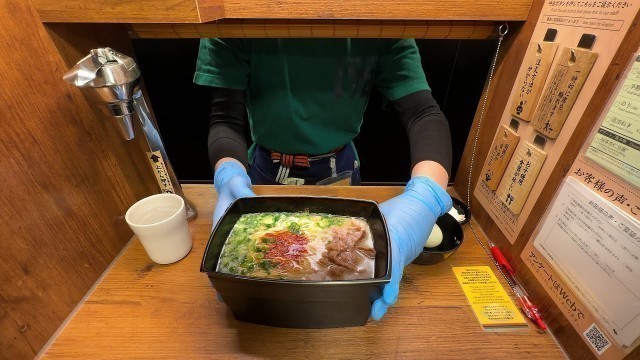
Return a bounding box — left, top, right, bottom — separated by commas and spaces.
213, 161, 256, 227
371, 176, 452, 320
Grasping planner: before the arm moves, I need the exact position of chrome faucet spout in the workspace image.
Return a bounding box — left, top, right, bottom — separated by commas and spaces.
63, 48, 197, 221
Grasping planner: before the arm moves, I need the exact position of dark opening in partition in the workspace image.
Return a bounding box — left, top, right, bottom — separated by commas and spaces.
132, 38, 497, 184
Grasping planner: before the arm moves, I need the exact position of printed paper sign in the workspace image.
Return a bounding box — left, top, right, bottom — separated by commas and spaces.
533, 177, 640, 347
586, 54, 640, 188
453, 266, 526, 327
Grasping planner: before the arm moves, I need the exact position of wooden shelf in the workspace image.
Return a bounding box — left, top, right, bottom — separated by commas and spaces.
221, 0, 533, 21
32, 0, 220, 23
33, 0, 533, 23
130, 20, 499, 39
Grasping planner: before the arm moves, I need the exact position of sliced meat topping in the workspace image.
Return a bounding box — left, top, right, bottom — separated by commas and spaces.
320, 222, 368, 278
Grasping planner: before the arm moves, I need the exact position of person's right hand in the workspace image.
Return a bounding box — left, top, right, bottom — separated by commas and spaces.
370, 176, 452, 320
213, 161, 255, 227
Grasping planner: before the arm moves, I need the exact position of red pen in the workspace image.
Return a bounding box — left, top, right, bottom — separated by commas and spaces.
489, 240, 547, 330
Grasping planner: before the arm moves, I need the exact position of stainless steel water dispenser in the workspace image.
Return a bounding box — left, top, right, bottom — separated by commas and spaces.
64, 48, 197, 220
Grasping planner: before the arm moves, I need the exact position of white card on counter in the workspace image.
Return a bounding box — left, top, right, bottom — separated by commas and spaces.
534, 177, 640, 347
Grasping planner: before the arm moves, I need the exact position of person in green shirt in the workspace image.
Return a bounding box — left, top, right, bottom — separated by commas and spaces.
195, 38, 452, 320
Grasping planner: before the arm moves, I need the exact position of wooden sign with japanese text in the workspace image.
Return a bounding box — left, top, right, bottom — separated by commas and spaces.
510, 41, 559, 121
481, 124, 521, 190
147, 151, 176, 194
474, 0, 638, 244
496, 141, 547, 214
532, 47, 598, 138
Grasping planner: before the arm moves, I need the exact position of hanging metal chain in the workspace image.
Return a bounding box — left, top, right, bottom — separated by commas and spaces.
465, 23, 515, 287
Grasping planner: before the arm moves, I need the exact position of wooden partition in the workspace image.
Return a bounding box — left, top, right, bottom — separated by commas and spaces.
0, 2, 158, 359
453, 0, 640, 358
17, 0, 635, 358
3, 0, 536, 358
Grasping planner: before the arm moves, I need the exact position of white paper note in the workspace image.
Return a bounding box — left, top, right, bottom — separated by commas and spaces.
586, 54, 640, 188
534, 177, 640, 347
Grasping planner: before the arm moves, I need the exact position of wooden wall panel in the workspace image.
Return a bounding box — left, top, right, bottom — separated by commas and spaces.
512, 12, 640, 360
454, 0, 640, 358
0, 1, 158, 358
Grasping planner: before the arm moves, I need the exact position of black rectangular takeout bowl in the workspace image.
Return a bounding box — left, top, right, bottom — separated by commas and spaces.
200, 196, 391, 329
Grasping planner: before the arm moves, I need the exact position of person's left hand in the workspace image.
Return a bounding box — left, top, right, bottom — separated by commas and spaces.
212, 161, 256, 228
371, 176, 452, 320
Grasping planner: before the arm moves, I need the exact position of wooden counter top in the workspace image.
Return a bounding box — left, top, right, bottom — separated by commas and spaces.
40, 185, 565, 359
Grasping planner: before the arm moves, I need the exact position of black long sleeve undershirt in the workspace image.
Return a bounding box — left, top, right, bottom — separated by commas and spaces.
391, 90, 452, 175
207, 88, 452, 175
207, 87, 250, 170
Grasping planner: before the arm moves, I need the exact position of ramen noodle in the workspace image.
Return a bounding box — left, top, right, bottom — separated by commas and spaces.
217, 212, 376, 280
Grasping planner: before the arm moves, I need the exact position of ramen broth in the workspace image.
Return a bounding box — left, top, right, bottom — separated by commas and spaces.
217, 212, 376, 280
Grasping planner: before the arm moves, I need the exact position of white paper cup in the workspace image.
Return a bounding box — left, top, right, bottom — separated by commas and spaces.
125, 193, 193, 264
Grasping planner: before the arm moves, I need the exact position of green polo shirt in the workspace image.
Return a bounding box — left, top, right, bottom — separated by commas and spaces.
194, 38, 429, 155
